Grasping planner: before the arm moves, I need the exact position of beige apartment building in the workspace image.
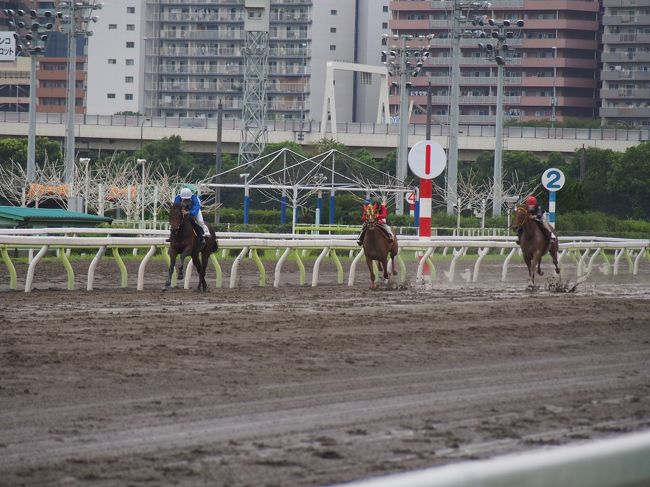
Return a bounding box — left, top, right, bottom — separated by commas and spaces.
601, 0, 650, 128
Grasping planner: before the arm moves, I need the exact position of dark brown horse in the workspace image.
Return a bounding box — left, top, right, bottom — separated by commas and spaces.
164, 203, 218, 292
361, 204, 399, 288
511, 204, 560, 288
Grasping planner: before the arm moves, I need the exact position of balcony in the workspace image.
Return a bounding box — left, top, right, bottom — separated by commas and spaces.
601, 70, 650, 81
604, 0, 650, 6
522, 38, 597, 50
600, 106, 650, 118
601, 88, 650, 99
603, 33, 650, 44
602, 52, 650, 63
522, 19, 598, 31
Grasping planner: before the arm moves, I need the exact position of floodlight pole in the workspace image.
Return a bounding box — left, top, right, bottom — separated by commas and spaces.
396, 35, 408, 216
493, 61, 504, 217
448, 3, 461, 215
27, 55, 37, 183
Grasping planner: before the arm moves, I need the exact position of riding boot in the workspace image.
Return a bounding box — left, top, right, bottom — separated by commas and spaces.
357, 230, 365, 246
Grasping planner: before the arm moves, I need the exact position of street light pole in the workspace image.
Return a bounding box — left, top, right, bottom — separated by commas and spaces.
80, 157, 90, 213
137, 158, 146, 229
139, 117, 150, 149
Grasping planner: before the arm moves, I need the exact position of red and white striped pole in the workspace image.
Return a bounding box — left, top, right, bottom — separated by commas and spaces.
408, 140, 447, 240
418, 154, 433, 238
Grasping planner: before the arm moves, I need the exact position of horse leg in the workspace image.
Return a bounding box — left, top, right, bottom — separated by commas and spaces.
366, 256, 376, 289
177, 251, 189, 281
390, 247, 398, 276
164, 249, 178, 290
524, 254, 535, 288
382, 257, 390, 280
191, 252, 205, 292
551, 243, 560, 275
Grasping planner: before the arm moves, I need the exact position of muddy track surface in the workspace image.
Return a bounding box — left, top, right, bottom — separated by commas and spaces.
1, 259, 650, 486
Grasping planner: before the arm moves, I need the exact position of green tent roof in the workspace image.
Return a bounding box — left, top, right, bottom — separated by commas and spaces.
0, 206, 113, 228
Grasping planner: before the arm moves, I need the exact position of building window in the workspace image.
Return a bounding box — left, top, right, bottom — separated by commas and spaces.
126, 41, 135, 48
108, 58, 116, 64
127, 6, 135, 14
360, 72, 371, 85
107, 93, 116, 99
126, 59, 134, 66
125, 76, 134, 83
330, 27, 336, 33
126, 24, 135, 31
330, 9, 337, 15
382, 22, 388, 29
125, 94, 133, 100
330, 45, 336, 51
383, 6, 388, 12
108, 24, 117, 30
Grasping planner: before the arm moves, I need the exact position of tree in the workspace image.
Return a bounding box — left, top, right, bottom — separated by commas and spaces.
608, 142, 650, 220
137, 135, 197, 178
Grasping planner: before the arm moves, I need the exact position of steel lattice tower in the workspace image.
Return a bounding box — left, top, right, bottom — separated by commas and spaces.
238, 30, 269, 166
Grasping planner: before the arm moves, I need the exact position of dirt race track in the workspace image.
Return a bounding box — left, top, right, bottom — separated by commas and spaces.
1, 256, 650, 487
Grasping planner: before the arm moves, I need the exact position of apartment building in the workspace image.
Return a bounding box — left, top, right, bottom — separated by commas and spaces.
390, 0, 600, 125
38, 31, 86, 114
86, 0, 145, 115
600, 0, 650, 128
0, 56, 30, 112
82, 1, 388, 122
137, 0, 311, 121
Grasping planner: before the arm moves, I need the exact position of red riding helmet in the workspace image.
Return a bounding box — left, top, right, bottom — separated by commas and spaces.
525, 195, 537, 207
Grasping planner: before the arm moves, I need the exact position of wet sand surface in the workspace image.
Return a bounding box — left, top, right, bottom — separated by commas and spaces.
1, 257, 649, 486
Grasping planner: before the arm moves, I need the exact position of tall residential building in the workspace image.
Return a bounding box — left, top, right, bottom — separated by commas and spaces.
39, 31, 86, 114
140, 0, 311, 121
390, 0, 600, 125
600, 0, 650, 128
86, 0, 145, 115
84, 1, 390, 122
310, 0, 391, 123
0, 56, 30, 112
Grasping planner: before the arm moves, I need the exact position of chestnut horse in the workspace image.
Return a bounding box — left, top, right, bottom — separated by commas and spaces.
511, 204, 560, 288
164, 203, 218, 292
361, 204, 399, 288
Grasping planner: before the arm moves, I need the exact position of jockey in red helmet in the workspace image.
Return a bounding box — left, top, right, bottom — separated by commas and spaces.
517, 195, 556, 245
357, 197, 394, 246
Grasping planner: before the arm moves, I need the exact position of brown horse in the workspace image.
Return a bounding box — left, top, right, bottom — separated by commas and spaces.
361, 205, 399, 288
511, 204, 560, 288
164, 203, 218, 292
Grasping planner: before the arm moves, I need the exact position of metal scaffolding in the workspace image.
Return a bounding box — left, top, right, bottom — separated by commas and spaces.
238, 30, 269, 166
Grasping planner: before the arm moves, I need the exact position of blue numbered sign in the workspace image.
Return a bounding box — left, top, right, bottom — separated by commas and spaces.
542, 168, 565, 192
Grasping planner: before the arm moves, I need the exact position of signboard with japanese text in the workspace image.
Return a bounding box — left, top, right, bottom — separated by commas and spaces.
0, 33, 16, 62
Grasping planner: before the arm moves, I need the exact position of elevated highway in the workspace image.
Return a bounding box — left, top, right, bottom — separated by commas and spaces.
0, 112, 645, 160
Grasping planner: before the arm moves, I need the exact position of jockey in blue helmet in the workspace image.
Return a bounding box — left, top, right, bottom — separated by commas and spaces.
173, 187, 209, 246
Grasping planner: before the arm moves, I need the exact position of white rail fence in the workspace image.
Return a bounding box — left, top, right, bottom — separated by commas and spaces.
340, 430, 650, 487
0, 228, 647, 293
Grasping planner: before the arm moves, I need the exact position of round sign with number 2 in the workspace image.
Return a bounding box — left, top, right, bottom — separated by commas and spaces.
542, 168, 565, 192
